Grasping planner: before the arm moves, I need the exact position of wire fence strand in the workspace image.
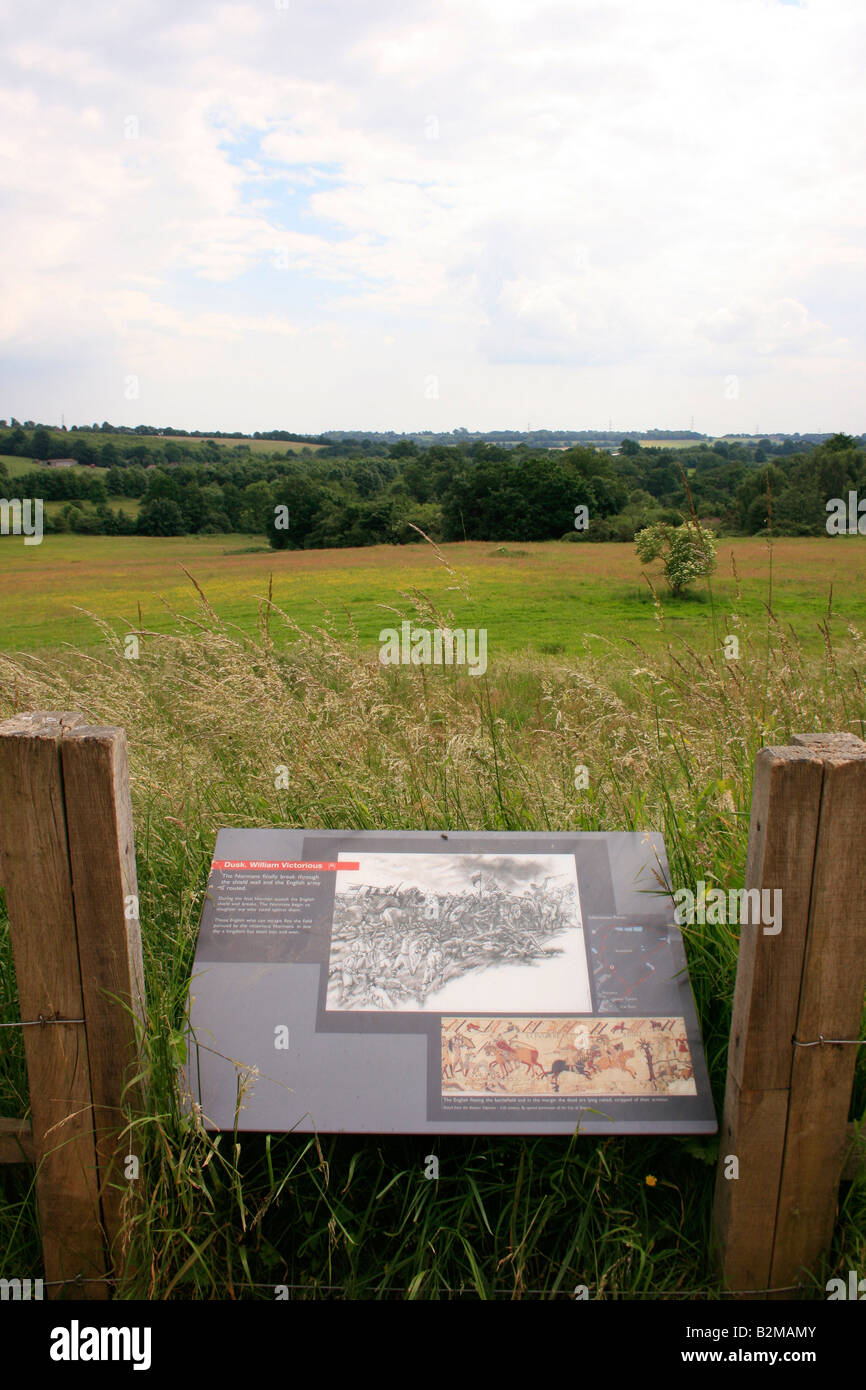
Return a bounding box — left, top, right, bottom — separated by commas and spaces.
0, 1016, 84, 1028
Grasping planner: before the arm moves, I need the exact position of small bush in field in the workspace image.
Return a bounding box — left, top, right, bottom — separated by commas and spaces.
635, 519, 717, 597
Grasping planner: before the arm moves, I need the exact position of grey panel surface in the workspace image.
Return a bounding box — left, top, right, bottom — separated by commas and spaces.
184, 829, 717, 1135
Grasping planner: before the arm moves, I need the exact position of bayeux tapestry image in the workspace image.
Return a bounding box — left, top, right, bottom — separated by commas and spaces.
325, 852, 592, 1014
440, 1016, 698, 1098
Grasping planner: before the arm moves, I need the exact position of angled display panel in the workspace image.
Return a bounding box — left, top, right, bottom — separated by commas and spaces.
185, 829, 717, 1135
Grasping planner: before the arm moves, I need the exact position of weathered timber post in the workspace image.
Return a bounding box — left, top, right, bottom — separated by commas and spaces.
712, 732, 866, 1298
0, 711, 145, 1298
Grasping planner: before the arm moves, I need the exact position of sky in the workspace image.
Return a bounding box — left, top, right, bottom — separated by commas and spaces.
0, 0, 863, 436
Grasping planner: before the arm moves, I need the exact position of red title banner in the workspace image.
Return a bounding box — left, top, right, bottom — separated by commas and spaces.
211, 860, 360, 871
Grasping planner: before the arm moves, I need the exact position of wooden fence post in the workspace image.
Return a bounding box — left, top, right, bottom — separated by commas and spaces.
713, 732, 866, 1298
61, 723, 146, 1275
0, 711, 144, 1298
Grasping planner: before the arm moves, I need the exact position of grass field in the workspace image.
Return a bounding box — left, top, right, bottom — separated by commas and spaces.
2, 431, 324, 459
184, 435, 324, 453
0, 454, 109, 479
2, 532, 865, 658
1, 532, 864, 1300
635, 438, 705, 448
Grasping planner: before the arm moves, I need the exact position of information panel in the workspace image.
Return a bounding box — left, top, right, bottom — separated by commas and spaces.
185, 829, 717, 1134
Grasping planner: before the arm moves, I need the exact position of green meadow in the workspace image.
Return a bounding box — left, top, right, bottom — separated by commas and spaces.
3, 532, 866, 659
0, 454, 106, 479
1, 530, 864, 1300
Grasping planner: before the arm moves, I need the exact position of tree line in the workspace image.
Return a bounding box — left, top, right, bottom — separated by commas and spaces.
1, 426, 864, 547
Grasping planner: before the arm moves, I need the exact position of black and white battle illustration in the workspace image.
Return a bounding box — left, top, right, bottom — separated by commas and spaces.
325, 853, 592, 1013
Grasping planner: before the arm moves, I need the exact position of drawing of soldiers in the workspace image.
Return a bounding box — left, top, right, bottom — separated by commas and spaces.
422, 945, 444, 990
407, 934, 428, 974
395, 935, 415, 976
338, 942, 363, 1001
366, 941, 389, 981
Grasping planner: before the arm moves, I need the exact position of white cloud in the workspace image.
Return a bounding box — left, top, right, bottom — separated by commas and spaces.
0, 0, 863, 431
697, 299, 846, 358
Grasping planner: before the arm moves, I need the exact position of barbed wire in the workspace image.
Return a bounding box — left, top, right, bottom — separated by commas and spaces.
0, 1016, 84, 1028
3, 1018, 862, 1043
31, 1273, 806, 1297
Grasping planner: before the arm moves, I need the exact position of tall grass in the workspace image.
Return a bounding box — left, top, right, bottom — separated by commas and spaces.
1, 573, 864, 1299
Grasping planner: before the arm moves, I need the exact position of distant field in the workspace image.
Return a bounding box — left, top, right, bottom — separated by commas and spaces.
0, 458, 137, 518
36, 497, 141, 519
11, 433, 324, 456
2, 533, 865, 657
719, 436, 784, 444
636, 439, 708, 449
0, 455, 109, 479
633, 438, 781, 449
185, 435, 324, 453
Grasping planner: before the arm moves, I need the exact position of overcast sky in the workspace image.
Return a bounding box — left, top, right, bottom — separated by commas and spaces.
1, 0, 863, 435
